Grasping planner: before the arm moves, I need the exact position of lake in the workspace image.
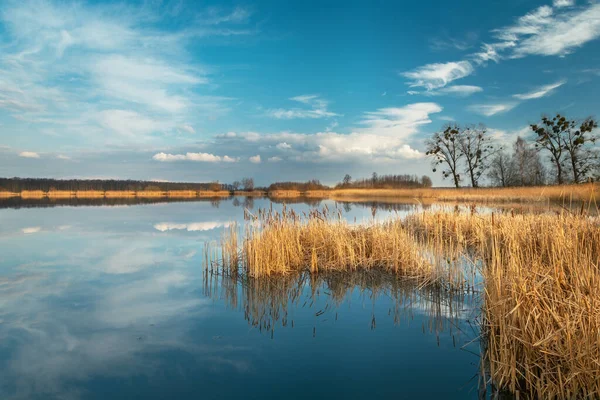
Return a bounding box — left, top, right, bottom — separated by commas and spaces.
0, 197, 484, 399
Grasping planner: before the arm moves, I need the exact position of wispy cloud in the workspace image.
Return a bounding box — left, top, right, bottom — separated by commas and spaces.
403, 2, 600, 91
401, 61, 474, 90
468, 103, 518, 117
357, 102, 443, 139
429, 32, 479, 51
409, 85, 483, 97
266, 95, 340, 119
495, 3, 600, 58
513, 80, 566, 100
0, 0, 253, 147
152, 152, 238, 162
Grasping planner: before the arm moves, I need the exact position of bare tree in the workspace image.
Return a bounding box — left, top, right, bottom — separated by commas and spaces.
232, 181, 241, 191
426, 124, 463, 188
457, 124, 496, 187
421, 175, 433, 187
562, 117, 598, 183
488, 150, 512, 187
510, 137, 546, 186
241, 177, 254, 191
488, 137, 546, 187
531, 115, 568, 184
371, 172, 378, 185
342, 174, 352, 186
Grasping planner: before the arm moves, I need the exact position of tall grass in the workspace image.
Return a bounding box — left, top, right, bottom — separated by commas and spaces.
216, 205, 600, 398
221, 206, 469, 288
405, 210, 600, 399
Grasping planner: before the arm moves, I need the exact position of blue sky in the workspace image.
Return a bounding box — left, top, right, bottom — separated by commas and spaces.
1, 0, 600, 186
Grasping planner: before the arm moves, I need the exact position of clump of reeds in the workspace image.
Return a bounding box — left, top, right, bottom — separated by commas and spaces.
221, 205, 467, 288
406, 210, 600, 399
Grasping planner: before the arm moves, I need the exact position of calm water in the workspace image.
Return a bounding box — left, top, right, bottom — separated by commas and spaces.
0, 198, 484, 399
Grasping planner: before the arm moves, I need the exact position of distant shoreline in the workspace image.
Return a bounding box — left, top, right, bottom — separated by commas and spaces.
1, 183, 597, 203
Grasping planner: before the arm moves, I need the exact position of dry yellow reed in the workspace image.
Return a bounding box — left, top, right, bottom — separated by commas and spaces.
405, 210, 600, 399
220, 206, 467, 289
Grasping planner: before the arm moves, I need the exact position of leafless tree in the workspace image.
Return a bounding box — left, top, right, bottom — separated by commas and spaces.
425, 124, 463, 188
457, 124, 496, 187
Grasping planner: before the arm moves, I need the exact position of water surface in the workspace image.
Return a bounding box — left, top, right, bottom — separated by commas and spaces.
0, 198, 483, 399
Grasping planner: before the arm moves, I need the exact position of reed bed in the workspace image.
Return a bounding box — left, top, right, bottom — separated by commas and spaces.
268, 190, 302, 198
405, 210, 600, 399
165, 190, 195, 198
20, 190, 46, 198
233, 190, 266, 197
220, 206, 467, 288
197, 190, 231, 197
75, 190, 105, 198
135, 190, 167, 198
0, 191, 19, 198
104, 190, 136, 198
303, 183, 599, 204
47, 190, 74, 198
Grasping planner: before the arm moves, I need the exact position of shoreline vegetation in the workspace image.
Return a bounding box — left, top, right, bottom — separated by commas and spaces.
1, 183, 598, 204
210, 206, 600, 398
0, 189, 233, 199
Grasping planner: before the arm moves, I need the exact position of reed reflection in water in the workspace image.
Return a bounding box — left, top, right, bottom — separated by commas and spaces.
203, 261, 478, 342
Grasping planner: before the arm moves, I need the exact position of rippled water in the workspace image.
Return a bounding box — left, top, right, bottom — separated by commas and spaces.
0, 198, 484, 399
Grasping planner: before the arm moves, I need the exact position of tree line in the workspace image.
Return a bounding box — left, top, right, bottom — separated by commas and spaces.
268, 180, 329, 191
335, 173, 432, 189
0, 178, 224, 192
426, 114, 599, 187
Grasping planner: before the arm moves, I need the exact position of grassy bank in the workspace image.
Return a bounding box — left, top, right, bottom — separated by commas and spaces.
216, 207, 600, 398
266, 183, 600, 203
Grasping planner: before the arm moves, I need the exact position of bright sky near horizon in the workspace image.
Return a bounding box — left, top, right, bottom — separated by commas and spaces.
1, 0, 600, 186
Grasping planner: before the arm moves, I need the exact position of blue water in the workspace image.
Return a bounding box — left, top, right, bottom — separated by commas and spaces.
0, 198, 482, 399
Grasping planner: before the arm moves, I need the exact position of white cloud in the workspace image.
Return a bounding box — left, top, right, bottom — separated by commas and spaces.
249, 155, 261, 164
401, 61, 474, 90
227, 131, 423, 163
356, 102, 443, 139
219, 102, 440, 163
267, 156, 282, 162
513, 80, 566, 100
19, 151, 40, 158
276, 142, 292, 150
179, 125, 196, 134
57, 154, 71, 160
468, 103, 518, 117
553, 0, 574, 8
22, 227, 42, 234
152, 152, 238, 162
266, 95, 340, 119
